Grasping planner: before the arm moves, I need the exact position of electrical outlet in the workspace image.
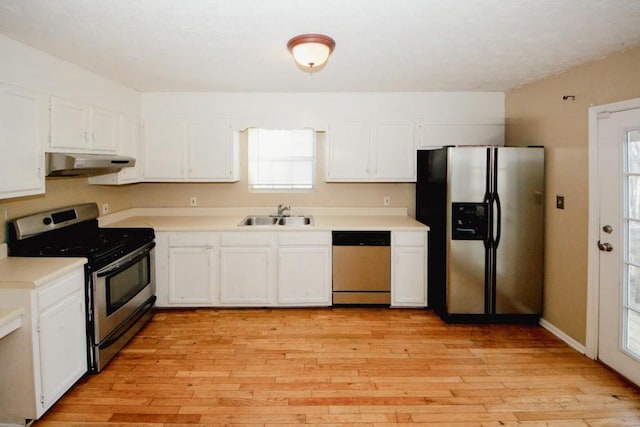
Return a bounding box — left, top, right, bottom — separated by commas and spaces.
102, 203, 109, 215
190, 196, 198, 207
383, 196, 391, 206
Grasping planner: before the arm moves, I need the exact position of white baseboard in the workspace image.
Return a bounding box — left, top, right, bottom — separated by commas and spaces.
539, 317, 588, 356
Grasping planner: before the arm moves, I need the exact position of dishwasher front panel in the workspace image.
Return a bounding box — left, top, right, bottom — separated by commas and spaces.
332, 245, 391, 304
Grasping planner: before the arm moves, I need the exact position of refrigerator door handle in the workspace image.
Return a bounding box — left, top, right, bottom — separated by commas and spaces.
494, 193, 502, 248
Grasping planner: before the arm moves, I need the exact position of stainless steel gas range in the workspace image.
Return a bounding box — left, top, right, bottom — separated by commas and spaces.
8, 203, 156, 372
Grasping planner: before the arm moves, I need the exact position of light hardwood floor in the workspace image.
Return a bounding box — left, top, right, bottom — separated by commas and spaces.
37, 308, 640, 426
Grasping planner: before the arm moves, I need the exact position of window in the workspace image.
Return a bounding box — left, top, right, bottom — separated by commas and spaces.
248, 128, 315, 191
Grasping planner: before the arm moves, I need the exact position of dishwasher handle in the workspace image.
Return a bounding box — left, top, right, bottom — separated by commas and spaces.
332, 231, 391, 246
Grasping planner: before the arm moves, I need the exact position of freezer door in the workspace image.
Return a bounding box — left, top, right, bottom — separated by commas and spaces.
493, 147, 544, 314
447, 147, 489, 314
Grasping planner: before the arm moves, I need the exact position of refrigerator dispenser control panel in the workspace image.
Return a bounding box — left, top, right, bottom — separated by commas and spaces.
451, 202, 488, 240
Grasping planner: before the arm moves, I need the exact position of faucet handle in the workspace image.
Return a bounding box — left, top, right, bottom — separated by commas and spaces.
277, 204, 291, 216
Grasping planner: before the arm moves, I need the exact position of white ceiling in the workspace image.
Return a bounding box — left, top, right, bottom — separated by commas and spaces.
0, 0, 639, 93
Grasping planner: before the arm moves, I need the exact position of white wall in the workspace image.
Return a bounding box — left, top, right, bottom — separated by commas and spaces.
142, 92, 504, 128
0, 35, 140, 243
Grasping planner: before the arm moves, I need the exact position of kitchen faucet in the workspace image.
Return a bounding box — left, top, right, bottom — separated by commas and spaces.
277, 204, 291, 216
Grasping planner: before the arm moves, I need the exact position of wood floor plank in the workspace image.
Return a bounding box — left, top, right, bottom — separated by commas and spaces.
34, 307, 640, 426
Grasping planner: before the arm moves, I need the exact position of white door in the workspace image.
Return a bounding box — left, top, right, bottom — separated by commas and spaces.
597, 107, 640, 386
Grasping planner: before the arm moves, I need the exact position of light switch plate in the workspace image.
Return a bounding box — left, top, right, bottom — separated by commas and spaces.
556, 195, 565, 209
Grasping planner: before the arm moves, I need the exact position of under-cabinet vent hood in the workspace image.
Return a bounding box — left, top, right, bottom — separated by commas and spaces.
46, 153, 136, 177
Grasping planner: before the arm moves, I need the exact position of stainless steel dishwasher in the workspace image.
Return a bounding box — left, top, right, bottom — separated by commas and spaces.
332, 231, 391, 304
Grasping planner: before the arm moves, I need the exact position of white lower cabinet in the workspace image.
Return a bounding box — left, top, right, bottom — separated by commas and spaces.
219, 233, 276, 306
391, 231, 428, 307
0, 265, 87, 425
155, 231, 332, 308
277, 232, 331, 306
169, 246, 217, 305
156, 232, 219, 307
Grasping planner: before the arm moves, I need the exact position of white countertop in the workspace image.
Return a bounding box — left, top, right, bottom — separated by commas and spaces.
0, 256, 87, 289
0, 307, 24, 340
100, 207, 429, 232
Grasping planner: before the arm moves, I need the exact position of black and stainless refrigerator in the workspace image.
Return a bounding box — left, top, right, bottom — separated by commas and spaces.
416, 146, 544, 323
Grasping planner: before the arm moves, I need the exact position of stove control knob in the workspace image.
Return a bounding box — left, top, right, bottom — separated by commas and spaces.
43, 217, 52, 225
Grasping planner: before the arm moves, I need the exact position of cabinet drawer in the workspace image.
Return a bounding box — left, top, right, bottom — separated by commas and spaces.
169, 232, 218, 247
278, 232, 331, 246
220, 232, 275, 247
37, 268, 84, 311
393, 231, 426, 246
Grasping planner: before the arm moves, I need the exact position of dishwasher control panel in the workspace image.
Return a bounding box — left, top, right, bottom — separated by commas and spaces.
332, 231, 391, 246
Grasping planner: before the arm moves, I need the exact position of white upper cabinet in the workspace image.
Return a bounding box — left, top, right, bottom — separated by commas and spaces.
89, 106, 119, 151
372, 121, 417, 181
326, 121, 371, 180
417, 122, 504, 148
0, 83, 45, 200
49, 96, 120, 153
188, 121, 239, 181
142, 120, 186, 179
88, 115, 143, 185
142, 119, 239, 182
326, 120, 416, 182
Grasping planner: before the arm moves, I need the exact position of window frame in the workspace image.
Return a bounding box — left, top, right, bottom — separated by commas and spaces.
247, 128, 317, 193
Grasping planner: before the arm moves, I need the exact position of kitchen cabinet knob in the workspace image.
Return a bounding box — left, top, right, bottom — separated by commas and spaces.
598, 241, 613, 252
602, 225, 613, 234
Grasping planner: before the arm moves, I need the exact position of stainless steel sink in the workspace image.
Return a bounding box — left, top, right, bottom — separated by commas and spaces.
238, 216, 279, 226
237, 215, 314, 227
278, 216, 314, 226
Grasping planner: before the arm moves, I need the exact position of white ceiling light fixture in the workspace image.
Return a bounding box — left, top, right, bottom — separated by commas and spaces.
287, 34, 336, 72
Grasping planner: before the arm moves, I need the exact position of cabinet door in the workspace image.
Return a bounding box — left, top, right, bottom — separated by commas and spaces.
88, 116, 142, 185
168, 246, 216, 305
49, 96, 89, 150
278, 247, 331, 305
118, 116, 142, 182
188, 121, 237, 181
38, 289, 87, 413
90, 106, 119, 152
220, 247, 273, 305
391, 239, 427, 307
372, 121, 416, 181
326, 121, 371, 181
0, 84, 44, 199
143, 120, 186, 180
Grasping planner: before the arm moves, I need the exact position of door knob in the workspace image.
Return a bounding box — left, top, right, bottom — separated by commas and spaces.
598, 241, 613, 252
602, 225, 613, 234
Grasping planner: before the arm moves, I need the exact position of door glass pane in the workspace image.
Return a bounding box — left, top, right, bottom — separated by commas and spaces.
625, 130, 640, 358
629, 310, 640, 355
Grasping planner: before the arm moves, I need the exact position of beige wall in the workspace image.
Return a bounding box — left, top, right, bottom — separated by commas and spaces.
505, 45, 640, 344
0, 179, 134, 243
132, 131, 416, 214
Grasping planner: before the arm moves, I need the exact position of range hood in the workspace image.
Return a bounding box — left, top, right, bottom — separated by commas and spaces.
46, 153, 136, 177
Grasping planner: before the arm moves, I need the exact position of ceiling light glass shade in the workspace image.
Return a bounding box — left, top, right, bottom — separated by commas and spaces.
287, 34, 335, 70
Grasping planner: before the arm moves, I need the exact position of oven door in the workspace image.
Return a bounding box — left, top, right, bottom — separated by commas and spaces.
92, 242, 155, 370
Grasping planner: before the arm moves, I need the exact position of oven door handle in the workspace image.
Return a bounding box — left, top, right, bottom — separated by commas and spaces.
96, 242, 156, 278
